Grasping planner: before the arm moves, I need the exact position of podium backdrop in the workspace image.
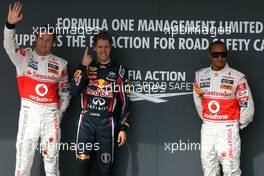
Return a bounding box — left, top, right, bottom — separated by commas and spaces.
0, 0, 264, 175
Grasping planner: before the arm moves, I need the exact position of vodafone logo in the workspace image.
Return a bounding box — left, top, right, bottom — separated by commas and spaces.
35, 84, 48, 97
208, 100, 220, 114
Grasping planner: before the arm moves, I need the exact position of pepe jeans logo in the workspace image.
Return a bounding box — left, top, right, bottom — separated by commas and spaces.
208, 100, 220, 114
35, 84, 48, 97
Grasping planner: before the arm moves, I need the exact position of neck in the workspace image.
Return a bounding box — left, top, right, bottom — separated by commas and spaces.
97, 58, 111, 64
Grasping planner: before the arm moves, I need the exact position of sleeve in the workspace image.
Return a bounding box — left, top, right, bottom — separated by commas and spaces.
193, 71, 203, 119
58, 62, 71, 117
117, 66, 130, 131
3, 23, 26, 67
236, 76, 254, 129
70, 64, 88, 96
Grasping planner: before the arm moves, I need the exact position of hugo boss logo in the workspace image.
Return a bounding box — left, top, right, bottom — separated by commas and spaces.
35, 84, 48, 97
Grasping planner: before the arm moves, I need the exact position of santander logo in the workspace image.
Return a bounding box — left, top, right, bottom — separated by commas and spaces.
208, 100, 220, 114
35, 84, 48, 97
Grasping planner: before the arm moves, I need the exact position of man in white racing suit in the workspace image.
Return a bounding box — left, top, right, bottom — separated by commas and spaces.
3, 2, 70, 176
193, 41, 254, 176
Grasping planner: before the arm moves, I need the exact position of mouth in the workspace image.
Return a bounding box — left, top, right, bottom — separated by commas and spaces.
100, 53, 108, 58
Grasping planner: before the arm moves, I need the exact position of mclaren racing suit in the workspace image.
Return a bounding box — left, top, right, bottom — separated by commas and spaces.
3, 24, 70, 176
193, 63, 254, 176
70, 60, 129, 176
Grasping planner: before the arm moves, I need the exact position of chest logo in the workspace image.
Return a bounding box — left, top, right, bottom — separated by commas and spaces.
208, 100, 220, 114
35, 84, 48, 97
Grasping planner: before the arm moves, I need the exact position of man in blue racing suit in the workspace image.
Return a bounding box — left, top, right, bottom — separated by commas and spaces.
70, 31, 130, 176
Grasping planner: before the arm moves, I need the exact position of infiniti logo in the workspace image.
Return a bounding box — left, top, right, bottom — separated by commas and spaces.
92, 97, 105, 106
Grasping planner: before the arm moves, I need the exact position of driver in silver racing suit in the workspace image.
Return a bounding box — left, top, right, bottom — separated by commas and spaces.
193, 41, 254, 176
3, 2, 70, 176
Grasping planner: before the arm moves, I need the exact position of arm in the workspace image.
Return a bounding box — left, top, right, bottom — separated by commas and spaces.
118, 66, 130, 131
4, 2, 24, 66
117, 66, 130, 147
70, 47, 92, 96
58, 63, 71, 117
193, 72, 203, 119
70, 64, 88, 96
236, 76, 254, 129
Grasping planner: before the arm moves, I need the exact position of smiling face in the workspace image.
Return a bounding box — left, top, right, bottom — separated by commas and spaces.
94, 39, 111, 64
208, 43, 228, 71
35, 31, 55, 56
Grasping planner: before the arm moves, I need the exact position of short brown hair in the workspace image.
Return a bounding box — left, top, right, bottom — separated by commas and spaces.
93, 31, 113, 46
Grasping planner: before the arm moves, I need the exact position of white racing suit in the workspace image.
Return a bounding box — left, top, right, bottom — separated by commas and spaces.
3, 25, 70, 176
193, 63, 254, 176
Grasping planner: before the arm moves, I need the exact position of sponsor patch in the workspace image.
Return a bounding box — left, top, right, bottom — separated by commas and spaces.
48, 63, 59, 70
88, 74, 97, 79
238, 90, 249, 97
221, 79, 234, 85
61, 87, 70, 93
74, 70, 82, 78
89, 79, 111, 89
238, 96, 249, 101
237, 82, 247, 91
223, 75, 235, 80
48, 68, 58, 74
28, 58, 38, 70
108, 71, 116, 78
106, 77, 116, 82
15, 48, 27, 57
77, 154, 90, 160
49, 58, 59, 65
200, 78, 210, 82
220, 84, 233, 90
240, 101, 248, 107
89, 66, 98, 72
86, 88, 113, 98
200, 82, 210, 88
101, 153, 111, 163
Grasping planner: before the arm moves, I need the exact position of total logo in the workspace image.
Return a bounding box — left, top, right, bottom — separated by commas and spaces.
35, 84, 49, 97
208, 100, 220, 114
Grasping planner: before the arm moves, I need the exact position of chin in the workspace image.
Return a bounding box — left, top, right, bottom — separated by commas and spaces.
217, 65, 225, 69
100, 57, 110, 61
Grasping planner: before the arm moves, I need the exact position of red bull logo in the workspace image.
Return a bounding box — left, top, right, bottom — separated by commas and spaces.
90, 79, 111, 89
